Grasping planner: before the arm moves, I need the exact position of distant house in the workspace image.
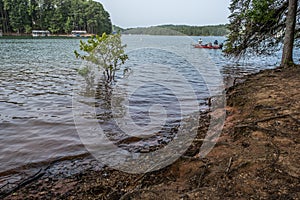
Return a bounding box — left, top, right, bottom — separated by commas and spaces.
32, 30, 50, 37
0, 30, 3, 37
71, 30, 87, 37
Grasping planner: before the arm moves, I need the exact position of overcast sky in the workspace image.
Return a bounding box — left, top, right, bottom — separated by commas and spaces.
96, 0, 231, 28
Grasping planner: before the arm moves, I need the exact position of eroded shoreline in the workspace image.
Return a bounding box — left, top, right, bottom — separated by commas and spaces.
2, 66, 300, 199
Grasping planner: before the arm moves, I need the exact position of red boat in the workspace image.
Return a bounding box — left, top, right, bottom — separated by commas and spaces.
193, 44, 222, 49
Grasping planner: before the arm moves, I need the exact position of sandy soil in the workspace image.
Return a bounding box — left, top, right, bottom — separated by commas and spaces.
2, 66, 300, 200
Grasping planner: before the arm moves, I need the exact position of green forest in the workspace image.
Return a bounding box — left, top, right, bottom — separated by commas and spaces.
0, 0, 112, 35
121, 24, 228, 36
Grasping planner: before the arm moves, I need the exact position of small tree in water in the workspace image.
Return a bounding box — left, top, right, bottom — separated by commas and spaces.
75, 33, 128, 83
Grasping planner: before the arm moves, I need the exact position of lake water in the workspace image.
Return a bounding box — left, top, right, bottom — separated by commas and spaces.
0, 35, 297, 175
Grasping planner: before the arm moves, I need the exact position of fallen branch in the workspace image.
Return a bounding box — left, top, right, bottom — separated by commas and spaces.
0, 167, 47, 199
180, 156, 205, 161
197, 163, 210, 188
253, 114, 289, 124
180, 156, 212, 166
236, 124, 288, 136
288, 115, 300, 125
0, 182, 9, 190
269, 141, 281, 167
227, 162, 250, 174
226, 157, 233, 173
119, 189, 160, 200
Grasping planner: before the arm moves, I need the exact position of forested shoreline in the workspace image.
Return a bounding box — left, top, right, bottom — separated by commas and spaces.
0, 0, 112, 35
0, 0, 227, 37
121, 24, 228, 36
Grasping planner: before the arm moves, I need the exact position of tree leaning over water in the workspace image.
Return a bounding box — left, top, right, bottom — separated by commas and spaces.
224, 0, 299, 67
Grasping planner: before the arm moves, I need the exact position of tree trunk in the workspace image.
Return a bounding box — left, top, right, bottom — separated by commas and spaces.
281, 0, 298, 67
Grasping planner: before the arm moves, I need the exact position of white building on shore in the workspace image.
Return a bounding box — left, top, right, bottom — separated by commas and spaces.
71, 30, 87, 37
32, 30, 50, 37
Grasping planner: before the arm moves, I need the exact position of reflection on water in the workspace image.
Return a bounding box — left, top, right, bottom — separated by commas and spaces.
0, 35, 292, 175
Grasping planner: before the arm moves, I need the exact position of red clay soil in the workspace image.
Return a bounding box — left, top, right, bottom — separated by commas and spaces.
3, 66, 300, 200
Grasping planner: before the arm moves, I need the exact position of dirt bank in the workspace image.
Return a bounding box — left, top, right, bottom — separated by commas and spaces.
2, 66, 300, 199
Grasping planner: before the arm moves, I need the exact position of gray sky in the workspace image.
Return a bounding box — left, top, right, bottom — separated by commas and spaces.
96, 0, 231, 28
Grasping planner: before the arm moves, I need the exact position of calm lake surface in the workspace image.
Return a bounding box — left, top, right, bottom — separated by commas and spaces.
0, 35, 297, 175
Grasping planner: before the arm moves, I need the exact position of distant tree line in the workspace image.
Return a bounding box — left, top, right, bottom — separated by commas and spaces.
112, 25, 124, 33
0, 0, 112, 35
122, 24, 228, 36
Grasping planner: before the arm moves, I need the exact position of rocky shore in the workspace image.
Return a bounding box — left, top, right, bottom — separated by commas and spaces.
2, 66, 300, 199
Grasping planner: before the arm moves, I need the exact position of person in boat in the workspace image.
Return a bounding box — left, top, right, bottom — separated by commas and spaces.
198, 38, 203, 45
219, 43, 223, 49
214, 40, 219, 45
207, 42, 212, 47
